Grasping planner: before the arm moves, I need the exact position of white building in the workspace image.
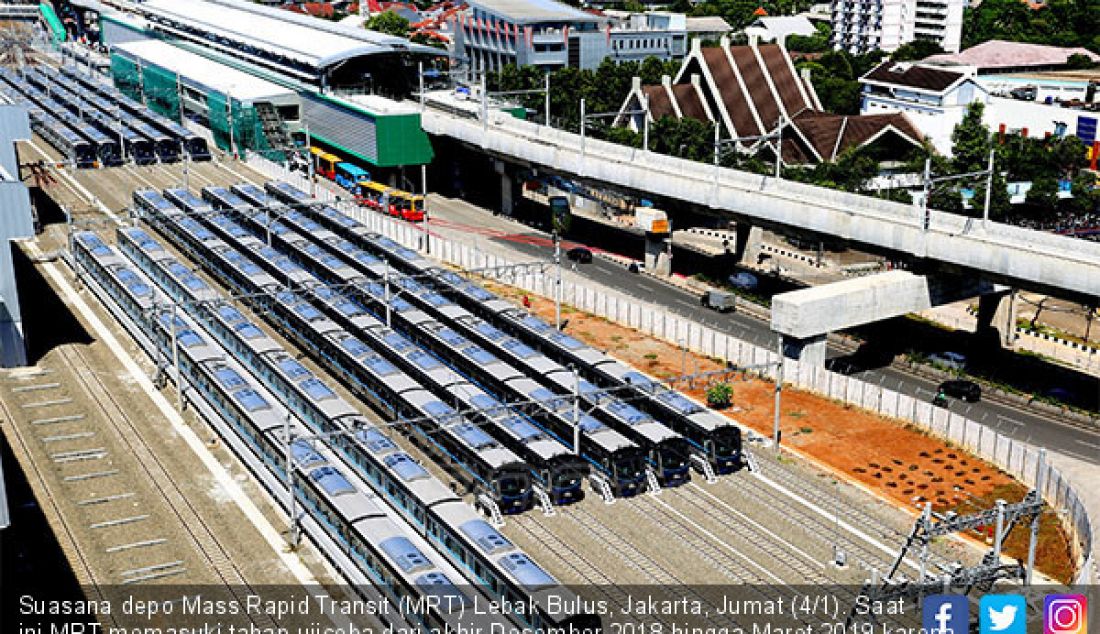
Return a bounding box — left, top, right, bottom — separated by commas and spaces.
859, 60, 1100, 155
831, 0, 963, 55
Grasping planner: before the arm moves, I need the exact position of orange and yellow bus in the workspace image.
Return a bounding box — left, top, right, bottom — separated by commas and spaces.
310, 147, 340, 180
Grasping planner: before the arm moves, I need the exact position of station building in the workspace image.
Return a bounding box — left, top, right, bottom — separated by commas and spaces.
82, 0, 439, 168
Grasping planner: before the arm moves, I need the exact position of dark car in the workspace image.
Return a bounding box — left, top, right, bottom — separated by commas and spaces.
566, 247, 593, 264
938, 379, 981, 403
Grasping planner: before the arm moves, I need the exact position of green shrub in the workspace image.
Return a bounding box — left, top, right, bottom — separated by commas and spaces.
706, 382, 733, 409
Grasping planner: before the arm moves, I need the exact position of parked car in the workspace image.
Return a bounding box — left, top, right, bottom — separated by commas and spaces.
566, 247, 592, 264
701, 290, 736, 313
928, 351, 967, 371
938, 379, 981, 403
627, 261, 644, 274
728, 271, 758, 290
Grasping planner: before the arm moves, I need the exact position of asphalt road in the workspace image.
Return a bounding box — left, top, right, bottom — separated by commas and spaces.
428, 198, 1100, 465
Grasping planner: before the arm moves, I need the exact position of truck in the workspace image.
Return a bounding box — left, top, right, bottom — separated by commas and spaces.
700, 290, 736, 313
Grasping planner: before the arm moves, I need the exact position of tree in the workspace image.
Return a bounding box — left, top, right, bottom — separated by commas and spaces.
787, 22, 831, 53
365, 10, 409, 38
890, 39, 944, 61
1066, 53, 1098, 69
1025, 176, 1060, 210
950, 102, 992, 173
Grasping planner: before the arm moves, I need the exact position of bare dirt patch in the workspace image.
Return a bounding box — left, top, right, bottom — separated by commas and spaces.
495, 285, 1076, 582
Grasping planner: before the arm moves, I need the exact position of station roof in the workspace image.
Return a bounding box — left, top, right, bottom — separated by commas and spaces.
138, 0, 437, 71
466, 0, 600, 24
114, 40, 293, 103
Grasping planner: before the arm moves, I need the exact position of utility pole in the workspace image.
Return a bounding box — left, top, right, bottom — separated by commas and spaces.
304, 122, 315, 198
922, 158, 932, 231
1025, 449, 1046, 585
553, 231, 562, 329
421, 163, 429, 254
283, 414, 300, 548
775, 115, 783, 180
418, 61, 425, 111
572, 367, 581, 455
579, 98, 586, 157
982, 149, 995, 227
544, 73, 550, 127
384, 258, 392, 328
171, 303, 181, 411
481, 72, 488, 134
642, 93, 649, 153
773, 333, 783, 446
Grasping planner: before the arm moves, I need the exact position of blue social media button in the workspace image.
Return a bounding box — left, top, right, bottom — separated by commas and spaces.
981, 595, 1027, 634
925, 595, 970, 634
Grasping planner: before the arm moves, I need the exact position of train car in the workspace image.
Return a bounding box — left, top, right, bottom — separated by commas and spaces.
311, 147, 340, 180
236, 190, 645, 496
334, 162, 371, 194
130, 195, 601, 634
71, 232, 516, 634
149, 190, 536, 514
272, 181, 743, 475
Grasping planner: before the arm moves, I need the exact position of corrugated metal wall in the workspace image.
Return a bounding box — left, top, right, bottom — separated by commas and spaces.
301, 93, 378, 164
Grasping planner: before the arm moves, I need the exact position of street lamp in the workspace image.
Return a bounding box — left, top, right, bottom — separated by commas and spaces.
713, 116, 785, 183
580, 98, 649, 155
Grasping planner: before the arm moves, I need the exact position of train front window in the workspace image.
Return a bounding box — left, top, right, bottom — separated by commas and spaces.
497, 476, 525, 497
660, 446, 687, 470
613, 455, 644, 481
714, 430, 740, 458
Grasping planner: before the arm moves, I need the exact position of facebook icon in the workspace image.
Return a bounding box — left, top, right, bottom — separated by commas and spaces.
924, 595, 970, 634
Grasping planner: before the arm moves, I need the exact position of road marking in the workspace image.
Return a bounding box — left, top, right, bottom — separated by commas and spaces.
996, 416, 1025, 427
1075, 439, 1100, 450
12, 382, 61, 392
89, 514, 149, 529
106, 538, 167, 553
63, 469, 118, 481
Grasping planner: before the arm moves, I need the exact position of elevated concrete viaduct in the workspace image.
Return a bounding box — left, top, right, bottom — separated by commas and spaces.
422, 107, 1100, 305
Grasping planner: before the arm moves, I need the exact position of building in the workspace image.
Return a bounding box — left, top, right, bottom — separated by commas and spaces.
922, 40, 1100, 75
685, 16, 734, 42
830, 0, 964, 55
615, 37, 924, 166
743, 16, 817, 43
454, 0, 687, 73
859, 59, 1100, 155
95, 0, 438, 167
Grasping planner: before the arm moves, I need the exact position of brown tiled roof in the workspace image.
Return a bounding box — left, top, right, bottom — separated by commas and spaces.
730, 45, 778, 130
670, 83, 707, 120
642, 85, 675, 120
788, 110, 923, 162
703, 46, 762, 137
862, 62, 964, 93
757, 43, 811, 117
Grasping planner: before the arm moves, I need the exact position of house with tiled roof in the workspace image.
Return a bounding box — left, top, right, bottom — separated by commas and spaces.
614, 36, 924, 166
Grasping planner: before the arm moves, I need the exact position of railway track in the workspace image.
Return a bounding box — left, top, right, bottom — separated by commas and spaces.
509, 515, 635, 611
563, 504, 744, 631
670, 485, 838, 585
57, 342, 282, 630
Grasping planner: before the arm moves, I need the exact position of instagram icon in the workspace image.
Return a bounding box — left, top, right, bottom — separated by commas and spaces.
1045, 595, 1088, 634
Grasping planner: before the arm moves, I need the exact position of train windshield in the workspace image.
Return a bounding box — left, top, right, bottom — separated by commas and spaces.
659, 442, 688, 471
185, 137, 211, 160
713, 428, 741, 458
496, 473, 527, 497
613, 452, 645, 482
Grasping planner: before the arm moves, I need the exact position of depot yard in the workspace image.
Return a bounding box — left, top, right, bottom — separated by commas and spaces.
488, 284, 1076, 583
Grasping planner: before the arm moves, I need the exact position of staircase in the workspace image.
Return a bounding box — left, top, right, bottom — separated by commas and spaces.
532, 484, 556, 517
253, 101, 291, 155
645, 467, 662, 496
588, 473, 615, 505
476, 492, 504, 527
690, 453, 718, 483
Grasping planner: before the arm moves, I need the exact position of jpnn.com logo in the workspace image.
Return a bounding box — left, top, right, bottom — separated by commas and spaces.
924, 595, 970, 634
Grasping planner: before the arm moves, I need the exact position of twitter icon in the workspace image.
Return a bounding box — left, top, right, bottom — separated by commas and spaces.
981, 595, 1027, 634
